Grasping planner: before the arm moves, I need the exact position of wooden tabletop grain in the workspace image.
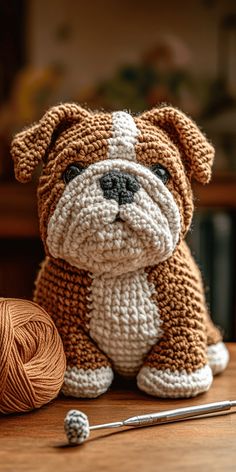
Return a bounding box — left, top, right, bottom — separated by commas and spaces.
1, 343, 236, 472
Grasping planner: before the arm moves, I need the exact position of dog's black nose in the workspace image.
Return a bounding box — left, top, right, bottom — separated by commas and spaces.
99, 170, 140, 205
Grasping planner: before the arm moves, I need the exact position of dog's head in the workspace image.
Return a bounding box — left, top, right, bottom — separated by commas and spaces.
11, 103, 214, 276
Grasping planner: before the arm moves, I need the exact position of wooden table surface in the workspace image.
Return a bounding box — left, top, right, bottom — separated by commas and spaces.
1, 343, 236, 472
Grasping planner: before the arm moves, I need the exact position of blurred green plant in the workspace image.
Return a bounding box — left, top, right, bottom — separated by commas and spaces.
77, 36, 203, 117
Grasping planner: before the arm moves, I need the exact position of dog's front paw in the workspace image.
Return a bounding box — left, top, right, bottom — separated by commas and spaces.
62, 366, 114, 398
137, 364, 213, 398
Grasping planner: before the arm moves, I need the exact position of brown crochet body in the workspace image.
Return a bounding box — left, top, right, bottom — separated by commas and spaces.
145, 241, 221, 373
34, 241, 221, 375
34, 257, 111, 370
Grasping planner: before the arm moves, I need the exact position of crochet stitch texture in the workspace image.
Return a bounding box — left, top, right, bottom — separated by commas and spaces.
11, 103, 229, 398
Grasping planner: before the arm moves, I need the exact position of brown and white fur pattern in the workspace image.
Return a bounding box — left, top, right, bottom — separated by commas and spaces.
11, 104, 229, 399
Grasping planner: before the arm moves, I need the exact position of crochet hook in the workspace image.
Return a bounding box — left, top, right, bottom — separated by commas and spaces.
64, 399, 236, 445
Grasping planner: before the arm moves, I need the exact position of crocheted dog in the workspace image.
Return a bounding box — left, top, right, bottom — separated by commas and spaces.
11, 103, 229, 399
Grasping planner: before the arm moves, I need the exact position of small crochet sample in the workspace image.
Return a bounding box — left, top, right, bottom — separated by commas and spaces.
11, 103, 229, 398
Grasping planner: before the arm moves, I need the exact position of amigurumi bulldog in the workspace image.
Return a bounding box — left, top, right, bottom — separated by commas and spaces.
11, 103, 229, 399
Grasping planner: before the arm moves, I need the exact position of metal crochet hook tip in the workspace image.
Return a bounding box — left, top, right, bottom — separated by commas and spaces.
64, 400, 236, 445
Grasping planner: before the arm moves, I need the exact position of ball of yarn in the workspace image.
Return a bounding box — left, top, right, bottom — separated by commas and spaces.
0, 298, 66, 414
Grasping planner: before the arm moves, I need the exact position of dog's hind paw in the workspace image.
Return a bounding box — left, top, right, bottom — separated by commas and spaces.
137, 364, 213, 398
207, 342, 229, 375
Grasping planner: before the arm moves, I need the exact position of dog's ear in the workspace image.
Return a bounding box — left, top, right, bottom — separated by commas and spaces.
141, 106, 214, 184
11, 103, 90, 183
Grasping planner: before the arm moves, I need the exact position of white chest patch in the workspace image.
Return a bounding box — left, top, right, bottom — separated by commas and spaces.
87, 269, 162, 376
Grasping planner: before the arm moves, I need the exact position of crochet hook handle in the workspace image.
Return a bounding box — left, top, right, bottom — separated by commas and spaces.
123, 400, 235, 427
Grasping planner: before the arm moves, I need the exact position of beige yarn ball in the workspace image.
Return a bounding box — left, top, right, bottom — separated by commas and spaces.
0, 298, 66, 414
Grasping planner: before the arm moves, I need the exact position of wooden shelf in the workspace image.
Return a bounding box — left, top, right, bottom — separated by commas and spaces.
0, 181, 39, 237
0, 176, 236, 238
193, 174, 236, 209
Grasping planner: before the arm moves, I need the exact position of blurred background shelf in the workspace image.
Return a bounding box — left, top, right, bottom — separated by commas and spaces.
0, 181, 38, 237
193, 174, 236, 208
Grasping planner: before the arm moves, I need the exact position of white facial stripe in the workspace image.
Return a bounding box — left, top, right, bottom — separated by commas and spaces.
108, 111, 139, 161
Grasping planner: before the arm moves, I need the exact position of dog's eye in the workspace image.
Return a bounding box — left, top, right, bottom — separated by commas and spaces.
63, 163, 84, 184
150, 164, 170, 184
